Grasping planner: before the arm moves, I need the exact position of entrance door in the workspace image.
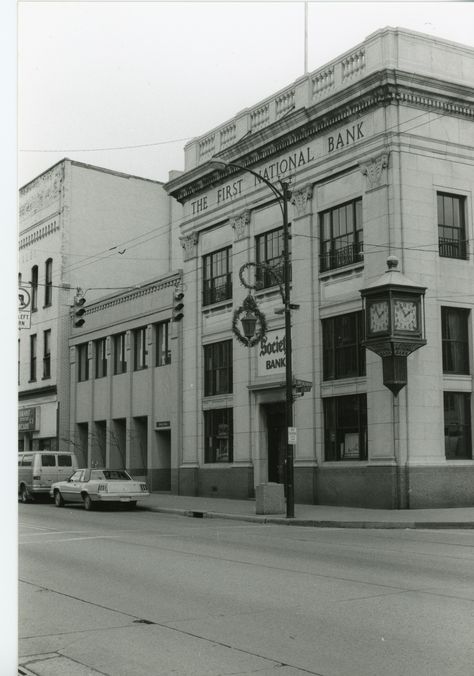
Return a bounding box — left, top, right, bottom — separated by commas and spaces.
265, 403, 286, 484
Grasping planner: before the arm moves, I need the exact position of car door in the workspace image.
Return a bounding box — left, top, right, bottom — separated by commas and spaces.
61, 470, 84, 502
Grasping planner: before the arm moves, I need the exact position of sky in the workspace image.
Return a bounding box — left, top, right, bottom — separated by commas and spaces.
17, 1, 474, 188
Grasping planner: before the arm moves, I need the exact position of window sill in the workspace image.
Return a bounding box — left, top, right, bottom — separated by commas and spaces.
319, 261, 364, 281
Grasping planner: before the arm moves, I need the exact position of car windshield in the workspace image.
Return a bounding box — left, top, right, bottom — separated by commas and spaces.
90, 470, 131, 481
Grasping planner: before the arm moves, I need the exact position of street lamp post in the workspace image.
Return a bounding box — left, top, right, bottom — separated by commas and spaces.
209, 158, 295, 518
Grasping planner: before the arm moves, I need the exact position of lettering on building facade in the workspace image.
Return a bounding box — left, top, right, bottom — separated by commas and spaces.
258, 330, 286, 376
328, 121, 364, 152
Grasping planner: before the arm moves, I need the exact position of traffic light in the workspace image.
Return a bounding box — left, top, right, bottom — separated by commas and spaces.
73, 295, 86, 327
172, 290, 184, 322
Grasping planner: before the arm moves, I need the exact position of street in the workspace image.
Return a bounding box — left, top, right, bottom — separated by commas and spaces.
19, 502, 474, 676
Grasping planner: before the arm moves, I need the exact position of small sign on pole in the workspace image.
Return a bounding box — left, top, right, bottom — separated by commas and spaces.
288, 427, 297, 445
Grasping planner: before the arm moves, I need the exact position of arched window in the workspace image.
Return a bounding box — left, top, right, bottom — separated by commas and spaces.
31, 265, 38, 311
44, 258, 53, 306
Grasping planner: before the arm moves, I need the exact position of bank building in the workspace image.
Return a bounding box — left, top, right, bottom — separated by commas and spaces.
164, 27, 474, 508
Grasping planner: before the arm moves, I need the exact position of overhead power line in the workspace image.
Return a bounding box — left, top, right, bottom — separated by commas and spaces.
20, 137, 192, 153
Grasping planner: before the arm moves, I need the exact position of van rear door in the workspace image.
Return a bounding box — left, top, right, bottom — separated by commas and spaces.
35, 453, 57, 492
57, 454, 76, 481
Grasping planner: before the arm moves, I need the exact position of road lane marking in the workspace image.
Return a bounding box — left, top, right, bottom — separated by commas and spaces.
19, 535, 121, 544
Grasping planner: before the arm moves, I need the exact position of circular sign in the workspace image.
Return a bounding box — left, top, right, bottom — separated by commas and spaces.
18, 287, 31, 309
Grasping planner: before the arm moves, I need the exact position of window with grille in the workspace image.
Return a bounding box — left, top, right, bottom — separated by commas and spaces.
323, 394, 367, 461
256, 226, 291, 289
204, 408, 233, 463
437, 193, 467, 259
320, 198, 363, 272
204, 340, 233, 396
203, 247, 232, 306
322, 312, 365, 380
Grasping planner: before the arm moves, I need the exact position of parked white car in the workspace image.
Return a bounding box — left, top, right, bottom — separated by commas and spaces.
50, 468, 149, 510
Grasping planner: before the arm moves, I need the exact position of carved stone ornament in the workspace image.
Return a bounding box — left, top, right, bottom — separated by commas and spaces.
291, 185, 313, 216
359, 153, 389, 190
180, 233, 199, 261
230, 211, 250, 241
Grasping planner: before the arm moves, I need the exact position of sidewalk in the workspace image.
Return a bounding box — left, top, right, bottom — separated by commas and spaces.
143, 492, 474, 529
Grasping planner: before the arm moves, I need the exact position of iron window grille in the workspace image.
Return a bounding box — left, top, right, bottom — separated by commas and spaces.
322, 311, 366, 380
155, 321, 171, 366
444, 392, 472, 459
255, 225, 292, 289
437, 193, 467, 260
77, 343, 89, 382
204, 408, 233, 463
203, 247, 232, 306
113, 333, 127, 375
323, 394, 368, 461
204, 340, 233, 396
95, 338, 107, 379
320, 198, 363, 272
441, 307, 470, 374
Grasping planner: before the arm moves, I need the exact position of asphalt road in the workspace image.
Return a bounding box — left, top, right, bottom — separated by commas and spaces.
18, 502, 474, 676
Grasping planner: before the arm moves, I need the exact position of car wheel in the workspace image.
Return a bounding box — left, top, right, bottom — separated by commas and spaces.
83, 494, 93, 511
19, 485, 29, 503
54, 490, 64, 508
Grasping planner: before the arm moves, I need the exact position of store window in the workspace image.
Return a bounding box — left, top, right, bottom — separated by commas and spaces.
95, 338, 107, 379
31, 265, 38, 311
444, 392, 472, 459
323, 394, 367, 461
113, 333, 127, 375
204, 340, 232, 396
322, 312, 365, 380
320, 198, 363, 272
29, 334, 37, 382
437, 192, 467, 260
77, 343, 89, 382
43, 329, 51, 379
44, 258, 53, 306
441, 307, 470, 374
256, 226, 291, 289
155, 321, 171, 366
204, 408, 233, 463
203, 247, 232, 306
133, 327, 147, 370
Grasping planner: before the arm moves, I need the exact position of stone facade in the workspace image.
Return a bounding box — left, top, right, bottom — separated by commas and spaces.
164, 28, 474, 508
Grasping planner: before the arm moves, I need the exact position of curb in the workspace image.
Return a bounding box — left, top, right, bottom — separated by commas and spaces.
145, 506, 474, 529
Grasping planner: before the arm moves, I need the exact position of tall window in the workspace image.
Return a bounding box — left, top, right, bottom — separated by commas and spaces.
95, 338, 107, 378
31, 265, 38, 311
133, 327, 147, 370
322, 312, 366, 380
444, 392, 472, 459
203, 247, 232, 306
256, 226, 291, 289
43, 329, 51, 379
44, 258, 53, 306
113, 333, 127, 375
29, 334, 37, 381
442, 307, 470, 374
204, 340, 232, 396
438, 193, 467, 259
155, 321, 171, 366
204, 408, 233, 463
77, 343, 89, 382
320, 198, 363, 272
323, 394, 367, 461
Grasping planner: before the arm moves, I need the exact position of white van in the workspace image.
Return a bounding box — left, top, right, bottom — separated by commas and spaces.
18, 451, 79, 502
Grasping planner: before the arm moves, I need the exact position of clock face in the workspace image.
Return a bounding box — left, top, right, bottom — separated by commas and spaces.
369, 301, 389, 333
394, 300, 418, 331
